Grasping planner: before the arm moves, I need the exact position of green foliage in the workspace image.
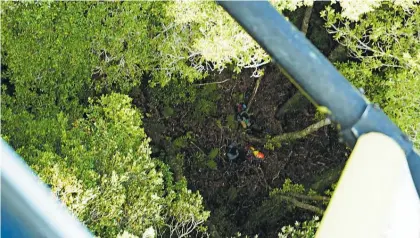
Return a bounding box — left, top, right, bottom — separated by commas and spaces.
216, 119, 223, 130
270, 0, 313, 12
170, 153, 186, 181
190, 151, 209, 172
150, 79, 198, 106
162, 132, 196, 180
325, 0, 418, 21
149, 80, 221, 121
7, 94, 209, 237
278, 216, 320, 238
27, 94, 164, 235
165, 1, 270, 78
265, 135, 278, 151
1, 1, 229, 132
206, 160, 218, 170
226, 114, 238, 131
247, 179, 330, 234
117, 230, 140, 238
173, 132, 193, 150
1, 2, 167, 119
193, 97, 218, 120
269, 179, 311, 212
324, 183, 337, 199
164, 178, 210, 236
207, 147, 219, 170
208, 148, 220, 160
1, 1, 319, 97
2, 2, 89, 119
4, 1, 420, 237
271, 179, 306, 195
208, 207, 238, 237
324, 3, 420, 146
163, 0, 318, 79
162, 106, 175, 118
1, 2, 184, 164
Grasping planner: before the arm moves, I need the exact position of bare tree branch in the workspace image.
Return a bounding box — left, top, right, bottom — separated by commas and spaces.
247, 76, 262, 110
194, 78, 231, 86
301, 6, 313, 35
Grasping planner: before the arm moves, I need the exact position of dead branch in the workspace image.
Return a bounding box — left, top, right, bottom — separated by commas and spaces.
190, 141, 205, 155
247, 76, 262, 110
271, 151, 292, 182
255, 167, 272, 190
194, 78, 231, 86
301, 6, 313, 35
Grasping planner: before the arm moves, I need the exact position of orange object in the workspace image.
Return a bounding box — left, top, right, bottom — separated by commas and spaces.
256, 152, 265, 159
247, 146, 264, 160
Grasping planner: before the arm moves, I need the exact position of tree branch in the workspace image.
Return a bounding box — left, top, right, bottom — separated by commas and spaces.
278, 194, 324, 215
271, 118, 331, 142
301, 6, 313, 35
194, 78, 231, 86
247, 118, 331, 146
190, 141, 205, 155
290, 193, 330, 203
243, 60, 270, 69
247, 76, 262, 110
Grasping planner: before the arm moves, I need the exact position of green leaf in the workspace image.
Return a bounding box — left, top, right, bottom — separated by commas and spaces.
208, 148, 219, 160
206, 160, 217, 170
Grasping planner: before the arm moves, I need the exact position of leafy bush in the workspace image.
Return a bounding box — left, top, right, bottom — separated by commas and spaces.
149, 80, 221, 121
323, 3, 420, 146
1, 2, 165, 118
278, 216, 320, 238
11, 94, 209, 237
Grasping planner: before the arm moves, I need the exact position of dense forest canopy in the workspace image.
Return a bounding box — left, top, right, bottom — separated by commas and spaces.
1, 1, 419, 237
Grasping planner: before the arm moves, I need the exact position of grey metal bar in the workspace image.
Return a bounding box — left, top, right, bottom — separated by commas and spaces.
1, 139, 92, 238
